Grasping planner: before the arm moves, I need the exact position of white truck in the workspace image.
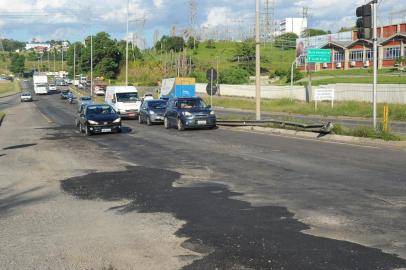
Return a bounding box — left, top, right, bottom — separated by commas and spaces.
33, 74, 49, 95
105, 86, 142, 119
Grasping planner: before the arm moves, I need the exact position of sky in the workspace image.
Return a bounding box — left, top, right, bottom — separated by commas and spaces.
0, 0, 404, 46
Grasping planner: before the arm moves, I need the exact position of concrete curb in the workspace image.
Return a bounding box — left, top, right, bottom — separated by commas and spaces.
0, 91, 20, 99
222, 125, 406, 150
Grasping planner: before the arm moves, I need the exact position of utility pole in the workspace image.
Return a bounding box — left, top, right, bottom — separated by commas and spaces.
372, 0, 378, 129
125, 0, 129, 86
73, 44, 76, 87
91, 35, 93, 96
188, 0, 197, 48
53, 48, 56, 72
61, 43, 64, 71
255, 0, 261, 120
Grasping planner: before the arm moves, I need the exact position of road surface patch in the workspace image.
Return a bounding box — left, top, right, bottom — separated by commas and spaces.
61, 166, 406, 270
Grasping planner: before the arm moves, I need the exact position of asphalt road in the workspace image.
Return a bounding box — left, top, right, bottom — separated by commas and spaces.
214, 107, 406, 136
1, 89, 406, 269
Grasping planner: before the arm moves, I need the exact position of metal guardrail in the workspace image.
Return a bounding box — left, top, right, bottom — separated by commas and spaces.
217, 119, 334, 133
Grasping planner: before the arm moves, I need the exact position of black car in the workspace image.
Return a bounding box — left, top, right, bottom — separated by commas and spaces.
139, 99, 168, 125
78, 104, 122, 136
164, 97, 216, 131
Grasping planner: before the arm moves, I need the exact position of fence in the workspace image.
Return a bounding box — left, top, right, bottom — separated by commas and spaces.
196, 83, 406, 104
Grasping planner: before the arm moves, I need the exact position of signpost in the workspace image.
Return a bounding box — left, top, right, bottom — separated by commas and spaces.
206, 68, 218, 107
307, 49, 331, 63
314, 88, 335, 110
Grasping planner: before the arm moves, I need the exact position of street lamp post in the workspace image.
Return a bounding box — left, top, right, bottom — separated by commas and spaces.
255, 0, 261, 120
126, 0, 129, 86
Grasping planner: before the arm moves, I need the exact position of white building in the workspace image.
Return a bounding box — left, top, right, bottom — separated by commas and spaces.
279, 18, 308, 36
25, 43, 51, 52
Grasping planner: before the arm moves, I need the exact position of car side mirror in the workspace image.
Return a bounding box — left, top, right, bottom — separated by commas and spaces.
207, 105, 212, 109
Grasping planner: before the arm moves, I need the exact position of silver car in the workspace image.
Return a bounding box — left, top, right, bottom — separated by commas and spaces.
20, 92, 33, 102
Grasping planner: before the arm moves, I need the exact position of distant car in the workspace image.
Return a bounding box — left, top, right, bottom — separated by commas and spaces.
49, 83, 57, 91
139, 99, 168, 125
78, 96, 94, 107
164, 97, 216, 131
60, 90, 71, 99
142, 93, 154, 101
20, 92, 33, 102
78, 104, 122, 136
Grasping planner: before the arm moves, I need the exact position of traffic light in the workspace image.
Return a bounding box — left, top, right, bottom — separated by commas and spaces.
356, 4, 372, 39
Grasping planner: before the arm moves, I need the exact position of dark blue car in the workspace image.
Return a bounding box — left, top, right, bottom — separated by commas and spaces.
164, 97, 216, 131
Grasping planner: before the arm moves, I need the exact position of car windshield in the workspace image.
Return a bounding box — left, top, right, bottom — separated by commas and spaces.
116, 92, 139, 103
148, 101, 167, 109
177, 99, 207, 109
22, 92, 31, 96
81, 97, 92, 101
86, 105, 114, 115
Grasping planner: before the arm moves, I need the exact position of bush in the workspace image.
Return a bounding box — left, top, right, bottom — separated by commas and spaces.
286, 66, 304, 83
206, 39, 216, 49
190, 71, 207, 83
275, 69, 287, 78
220, 69, 250, 85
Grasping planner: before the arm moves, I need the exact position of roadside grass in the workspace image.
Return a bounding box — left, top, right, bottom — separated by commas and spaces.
204, 96, 406, 121
332, 123, 403, 141
0, 80, 21, 95
301, 75, 406, 86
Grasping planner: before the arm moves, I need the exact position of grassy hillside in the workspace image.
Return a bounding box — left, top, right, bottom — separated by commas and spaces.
117, 41, 296, 86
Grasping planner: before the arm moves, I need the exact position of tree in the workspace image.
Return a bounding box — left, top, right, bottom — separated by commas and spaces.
234, 40, 256, 74
274, 32, 298, 49
338, 26, 356, 33
155, 36, 185, 52
9, 53, 25, 75
206, 39, 216, 49
303, 28, 328, 37
187, 36, 199, 49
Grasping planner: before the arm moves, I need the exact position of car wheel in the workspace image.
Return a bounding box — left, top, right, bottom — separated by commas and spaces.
147, 117, 152, 126
177, 118, 185, 131
164, 117, 170, 129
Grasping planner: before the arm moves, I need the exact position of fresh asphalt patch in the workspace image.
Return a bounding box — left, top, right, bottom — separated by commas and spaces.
61, 166, 406, 270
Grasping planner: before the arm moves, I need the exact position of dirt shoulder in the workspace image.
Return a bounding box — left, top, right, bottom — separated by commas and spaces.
0, 100, 198, 270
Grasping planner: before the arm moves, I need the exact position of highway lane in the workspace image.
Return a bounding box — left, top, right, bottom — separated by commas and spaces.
31, 93, 406, 269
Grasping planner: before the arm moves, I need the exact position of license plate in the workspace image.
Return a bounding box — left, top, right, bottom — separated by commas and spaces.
128, 113, 135, 117
101, 128, 111, 133
197, 120, 207, 125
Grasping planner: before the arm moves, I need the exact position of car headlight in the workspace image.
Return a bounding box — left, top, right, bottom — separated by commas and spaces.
210, 111, 215, 115
183, 111, 192, 117
88, 120, 99, 125
149, 110, 155, 115
113, 118, 121, 123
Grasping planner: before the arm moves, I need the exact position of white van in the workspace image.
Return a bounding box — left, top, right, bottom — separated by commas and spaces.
105, 86, 142, 119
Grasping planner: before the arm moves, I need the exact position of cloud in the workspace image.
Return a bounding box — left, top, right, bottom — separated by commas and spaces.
0, 0, 404, 42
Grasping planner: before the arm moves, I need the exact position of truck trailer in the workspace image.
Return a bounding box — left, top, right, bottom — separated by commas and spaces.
33, 73, 49, 95
160, 77, 196, 99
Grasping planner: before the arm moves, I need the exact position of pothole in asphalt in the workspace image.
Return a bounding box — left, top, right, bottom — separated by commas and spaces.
60, 166, 406, 270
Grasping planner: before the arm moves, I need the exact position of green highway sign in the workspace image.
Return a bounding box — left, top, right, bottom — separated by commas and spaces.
307, 49, 331, 63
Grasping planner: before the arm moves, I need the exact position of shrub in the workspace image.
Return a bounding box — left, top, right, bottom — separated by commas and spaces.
220, 68, 250, 84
